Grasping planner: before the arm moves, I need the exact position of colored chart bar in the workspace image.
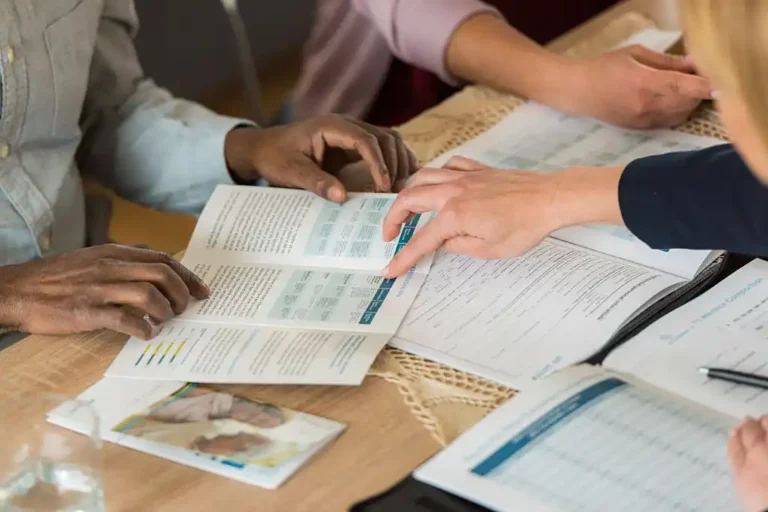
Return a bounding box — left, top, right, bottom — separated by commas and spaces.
135, 344, 151, 366
146, 343, 163, 366
158, 342, 174, 365
170, 340, 187, 363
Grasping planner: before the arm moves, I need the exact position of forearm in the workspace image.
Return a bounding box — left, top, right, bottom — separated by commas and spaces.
552, 165, 625, 228
446, 14, 580, 104
78, 5, 251, 215
79, 81, 247, 214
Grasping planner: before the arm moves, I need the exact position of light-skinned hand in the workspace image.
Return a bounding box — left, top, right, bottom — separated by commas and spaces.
382, 157, 624, 278
447, 14, 711, 130
556, 45, 713, 129
729, 416, 768, 512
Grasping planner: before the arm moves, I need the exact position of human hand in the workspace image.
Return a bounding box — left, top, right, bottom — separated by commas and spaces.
0, 245, 209, 339
224, 115, 418, 202
556, 45, 713, 129
381, 157, 624, 277
729, 416, 768, 512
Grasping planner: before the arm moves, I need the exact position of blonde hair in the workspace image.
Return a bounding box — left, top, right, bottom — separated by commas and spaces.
682, 0, 768, 148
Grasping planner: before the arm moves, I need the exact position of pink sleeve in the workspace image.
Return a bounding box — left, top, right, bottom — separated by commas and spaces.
352, 0, 501, 84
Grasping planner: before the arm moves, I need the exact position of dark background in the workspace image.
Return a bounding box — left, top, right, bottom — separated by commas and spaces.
133, 0, 314, 101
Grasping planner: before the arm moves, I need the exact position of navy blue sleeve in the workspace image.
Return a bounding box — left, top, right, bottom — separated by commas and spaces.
618, 143, 768, 256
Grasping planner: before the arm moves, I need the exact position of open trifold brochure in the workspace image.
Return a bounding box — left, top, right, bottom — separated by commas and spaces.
106, 185, 433, 386
415, 259, 768, 512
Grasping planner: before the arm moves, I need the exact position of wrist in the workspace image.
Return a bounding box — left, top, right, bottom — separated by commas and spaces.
525, 53, 580, 104
0, 267, 20, 330
224, 126, 262, 183
528, 56, 593, 115
551, 166, 625, 228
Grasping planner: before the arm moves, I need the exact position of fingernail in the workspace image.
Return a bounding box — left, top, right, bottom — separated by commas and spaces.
683, 54, 695, 64
710, 89, 719, 100
381, 265, 391, 277
328, 186, 345, 203
201, 282, 211, 296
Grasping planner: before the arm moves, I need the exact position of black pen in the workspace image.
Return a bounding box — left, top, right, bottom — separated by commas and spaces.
699, 367, 768, 390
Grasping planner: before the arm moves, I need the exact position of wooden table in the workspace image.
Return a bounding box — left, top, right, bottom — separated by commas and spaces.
0, 1, 669, 510
0, 330, 437, 512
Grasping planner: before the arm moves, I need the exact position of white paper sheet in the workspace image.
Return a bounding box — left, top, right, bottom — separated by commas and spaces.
615, 27, 682, 51
185, 186, 432, 273
606, 259, 768, 418
391, 239, 683, 389
177, 262, 426, 333
415, 366, 740, 512
105, 321, 390, 385
427, 102, 722, 279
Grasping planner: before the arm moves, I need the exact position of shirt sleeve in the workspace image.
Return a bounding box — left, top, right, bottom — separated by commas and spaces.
619, 144, 768, 256
351, 0, 501, 84
75, 0, 254, 215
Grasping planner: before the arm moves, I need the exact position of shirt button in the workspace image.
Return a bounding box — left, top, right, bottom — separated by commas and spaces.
38, 234, 51, 253
5, 46, 14, 64
0, 143, 9, 159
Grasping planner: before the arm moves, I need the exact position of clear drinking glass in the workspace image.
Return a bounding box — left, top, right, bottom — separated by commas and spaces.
0, 395, 105, 512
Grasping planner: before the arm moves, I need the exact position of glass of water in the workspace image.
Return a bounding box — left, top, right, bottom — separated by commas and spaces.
0, 394, 105, 512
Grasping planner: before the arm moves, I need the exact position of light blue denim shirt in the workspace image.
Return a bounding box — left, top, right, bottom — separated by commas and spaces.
0, 0, 247, 267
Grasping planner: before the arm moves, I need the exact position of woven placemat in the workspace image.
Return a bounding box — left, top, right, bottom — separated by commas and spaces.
371, 12, 729, 447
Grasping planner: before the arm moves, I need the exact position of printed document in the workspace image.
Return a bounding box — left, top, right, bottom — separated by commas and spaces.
107, 186, 432, 385
392, 240, 684, 389
48, 379, 344, 489
605, 259, 768, 418
415, 365, 742, 512
416, 262, 768, 511
390, 100, 725, 389
430, 102, 723, 280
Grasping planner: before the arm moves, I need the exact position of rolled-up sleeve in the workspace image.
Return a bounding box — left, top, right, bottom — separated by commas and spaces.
76, 0, 253, 215
352, 0, 500, 84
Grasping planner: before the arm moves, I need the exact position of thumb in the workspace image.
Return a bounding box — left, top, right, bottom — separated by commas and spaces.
443, 156, 488, 172
626, 45, 695, 73
280, 156, 347, 203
